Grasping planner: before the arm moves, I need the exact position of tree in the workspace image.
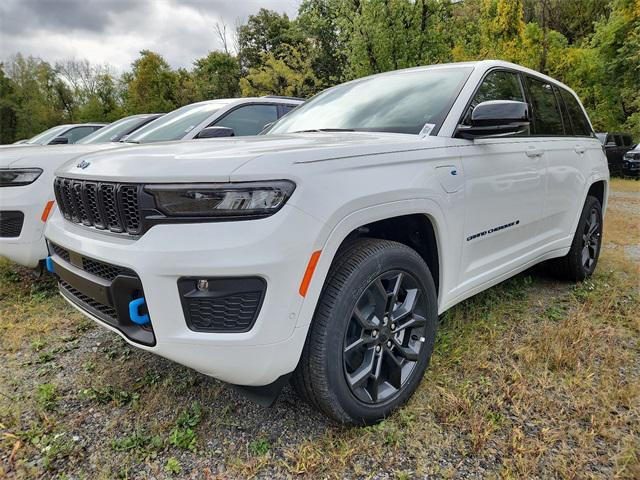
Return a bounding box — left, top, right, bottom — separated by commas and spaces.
297, 0, 348, 87
240, 45, 320, 97
123, 50, 178, 113
237, 9, 308, 72
0, 66, 18, 143
192, 51, 241, 100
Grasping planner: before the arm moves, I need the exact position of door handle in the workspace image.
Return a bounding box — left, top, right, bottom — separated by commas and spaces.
526, 147, 543, 158
574, 145, 586, 154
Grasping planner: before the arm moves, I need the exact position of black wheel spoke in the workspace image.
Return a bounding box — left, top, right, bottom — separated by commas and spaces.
391, 288, 419, 323
347, 350, 375, 389
353, 307, 376, 330
395, 313, 426, 333
385, 351, 404, 389
392, 339, 419, 361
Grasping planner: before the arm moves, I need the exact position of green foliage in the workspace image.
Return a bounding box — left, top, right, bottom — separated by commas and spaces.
248, 437, 271, 455
164, 457, 182, 474
168, 402, 202, 451
0, 1, 638, 144
240, 45, 320, 97
36, 383, 58, 411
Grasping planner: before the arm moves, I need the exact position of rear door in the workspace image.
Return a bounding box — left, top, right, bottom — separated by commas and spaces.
540, 86, 599, 242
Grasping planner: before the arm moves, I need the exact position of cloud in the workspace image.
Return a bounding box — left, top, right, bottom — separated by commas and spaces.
0, 0, 301, 72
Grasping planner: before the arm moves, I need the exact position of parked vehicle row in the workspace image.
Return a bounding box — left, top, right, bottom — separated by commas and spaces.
597, 131, 638, 177
40, 60, 609, 424
0, 96, 303, 267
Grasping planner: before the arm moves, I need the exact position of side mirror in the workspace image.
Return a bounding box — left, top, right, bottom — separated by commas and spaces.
195, 126, 235, 139
50, 136, 69, 145
457, 100, 530, 139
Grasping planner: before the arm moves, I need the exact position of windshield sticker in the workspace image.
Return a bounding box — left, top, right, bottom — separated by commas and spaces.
419, 123, 436, 138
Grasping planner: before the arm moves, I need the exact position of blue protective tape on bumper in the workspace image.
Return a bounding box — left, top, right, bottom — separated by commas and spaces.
129, 297, 150, 325
45, 256, 55, 273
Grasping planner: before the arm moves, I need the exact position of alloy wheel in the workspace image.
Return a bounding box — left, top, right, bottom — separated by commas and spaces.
581, 207, 601, 270
342, 270, 428, 404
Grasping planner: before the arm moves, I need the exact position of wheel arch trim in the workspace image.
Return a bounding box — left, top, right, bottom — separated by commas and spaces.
294, 198, 448, 329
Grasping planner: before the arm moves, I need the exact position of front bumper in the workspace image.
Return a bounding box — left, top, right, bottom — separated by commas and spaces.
0, 182, 52, 267
45, 205, 323, 386
622, 160, 640, 177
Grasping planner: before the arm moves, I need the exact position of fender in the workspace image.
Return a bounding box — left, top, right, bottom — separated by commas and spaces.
294, 197, 451, 330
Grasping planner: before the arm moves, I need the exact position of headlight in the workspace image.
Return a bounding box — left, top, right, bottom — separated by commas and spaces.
145, 181, 296, 218
0, 168, 43, 187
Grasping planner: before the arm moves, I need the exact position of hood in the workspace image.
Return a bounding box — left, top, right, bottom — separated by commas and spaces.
55, 132, 445, 182
0, 143, 122, 169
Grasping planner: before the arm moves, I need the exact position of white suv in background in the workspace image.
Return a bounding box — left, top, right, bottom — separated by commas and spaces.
0, 97, 302, 268
45, 61, 608, 424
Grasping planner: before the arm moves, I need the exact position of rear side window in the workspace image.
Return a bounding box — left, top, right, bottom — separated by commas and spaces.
558, 89, 592, 137
214, 104, 278, 136
623, 135, 632, 146
527, 77, 564, 135
281, 104, 298, 116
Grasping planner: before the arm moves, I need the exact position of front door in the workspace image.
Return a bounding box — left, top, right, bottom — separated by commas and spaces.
454, 70, 546, 290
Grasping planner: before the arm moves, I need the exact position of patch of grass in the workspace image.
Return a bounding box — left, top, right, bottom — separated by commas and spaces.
249, 437, 271, 456
80, 386, 139, 406
168, 402, 202, 451
164, 457, 182, 475
36, 383, 59, 411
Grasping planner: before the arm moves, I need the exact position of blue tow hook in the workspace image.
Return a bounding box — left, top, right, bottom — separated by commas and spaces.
129, 297, 150, 325
45, 256, 55, 273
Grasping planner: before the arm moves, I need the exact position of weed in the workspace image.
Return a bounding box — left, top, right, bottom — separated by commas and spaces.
249, 437, 271, 456
164, 457, 182, 475
36, 383, 58, 411
80, 386, 139, 406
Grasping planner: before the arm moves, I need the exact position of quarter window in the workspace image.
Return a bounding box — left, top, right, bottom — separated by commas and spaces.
558, 89, 592, 137
60, 126, 100, 144
214, 104, 278, 136
527, 77, 564, 135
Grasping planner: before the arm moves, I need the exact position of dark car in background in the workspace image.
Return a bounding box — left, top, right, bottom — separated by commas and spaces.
597, 132, 636, 176
622, 144, 640, 178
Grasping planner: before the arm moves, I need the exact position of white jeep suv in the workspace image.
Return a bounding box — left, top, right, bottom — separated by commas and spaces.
45, 61, 608, 424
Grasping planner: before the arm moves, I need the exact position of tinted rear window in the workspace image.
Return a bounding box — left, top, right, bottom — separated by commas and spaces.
527, 77, 564, 135
558, 89, 592, 136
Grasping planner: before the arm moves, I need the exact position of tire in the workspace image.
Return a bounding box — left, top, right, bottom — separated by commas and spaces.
548, 195, 603, 281
292, 238, 438, 425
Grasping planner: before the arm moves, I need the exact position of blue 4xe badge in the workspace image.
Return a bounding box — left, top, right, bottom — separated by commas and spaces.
76, 160, 91, 169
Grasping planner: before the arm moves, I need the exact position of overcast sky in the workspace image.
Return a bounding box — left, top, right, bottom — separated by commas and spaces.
0, 0, 302, 72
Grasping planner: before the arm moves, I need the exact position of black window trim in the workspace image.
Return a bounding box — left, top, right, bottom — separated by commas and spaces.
454, 66, 595, 140
453, 66, 527, 139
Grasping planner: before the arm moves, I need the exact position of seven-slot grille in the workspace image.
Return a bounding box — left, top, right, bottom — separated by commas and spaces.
54, 177, 142, 234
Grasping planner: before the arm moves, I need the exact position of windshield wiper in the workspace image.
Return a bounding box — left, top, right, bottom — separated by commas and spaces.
292, 128, 355, 133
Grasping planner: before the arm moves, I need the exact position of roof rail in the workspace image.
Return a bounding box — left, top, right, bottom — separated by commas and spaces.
262, 95, 305, 102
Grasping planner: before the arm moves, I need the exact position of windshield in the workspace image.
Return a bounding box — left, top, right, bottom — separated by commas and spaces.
26, 125, 68, 144
269, 67, 473, 135
79, 116, 148, 144
125, 101, 231, 144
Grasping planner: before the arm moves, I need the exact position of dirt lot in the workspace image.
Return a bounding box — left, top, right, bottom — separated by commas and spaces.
1, 179, 638, 479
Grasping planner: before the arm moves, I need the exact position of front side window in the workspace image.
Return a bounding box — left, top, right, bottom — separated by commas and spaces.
269, 67, 473, 135
126, 101, 231, 144
558, 89, 592, 137
214, 104, 278, 136
463, 70, 525, 126
527, 77, 564, 136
